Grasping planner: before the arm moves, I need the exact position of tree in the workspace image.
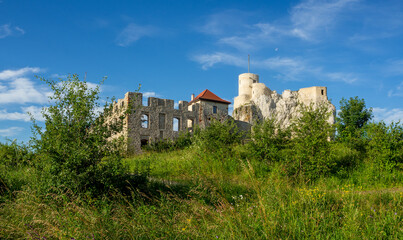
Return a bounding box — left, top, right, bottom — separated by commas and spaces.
337, 96, 372, 148
288, 103, 335, 180
31, 74, 136, 196
248, 117, 290, 163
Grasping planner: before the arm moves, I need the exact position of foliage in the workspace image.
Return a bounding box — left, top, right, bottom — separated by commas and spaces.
287, 103, 336, 180
337, 96, 373, 149
193, 119, 241, 153
366, 121, 403, 171
247, 117, 291, 163
0, 140, 33, 167
30, 74, 141, 196
144, 132, 192, 152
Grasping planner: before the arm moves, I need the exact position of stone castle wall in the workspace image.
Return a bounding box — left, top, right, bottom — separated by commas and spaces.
110, 92, 230, 154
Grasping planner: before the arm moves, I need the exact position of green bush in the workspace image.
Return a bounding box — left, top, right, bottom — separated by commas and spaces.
0, 140, 33, 167
336, 96, 373, 151
247, 117, 290, 163
366, 121, 403, 171
144, 132, 192, 152
287, 103, 336, 180
193, 119, 241, 153
31, 74, 145, 196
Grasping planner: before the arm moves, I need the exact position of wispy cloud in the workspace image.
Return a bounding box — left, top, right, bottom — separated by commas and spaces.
388, 81, 403, 97
0, 126, 24, 137
0, 67, 49, 104
290, 0, 358, 41
116, 23, 157, 47
143, 91, 161, 98
373, 107, 403, 124
0, 24, 25, 39
0, 106, 44, 122
385, 59, 403, 76
0, 67, 41, 80
193, 52, 358, 83
192, 52, 245, 70
197, 0, 359, 52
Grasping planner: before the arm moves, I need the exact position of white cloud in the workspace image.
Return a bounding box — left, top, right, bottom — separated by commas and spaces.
116, 23, 157, 47
373, 107, 403, 124
0, 106, 45, 122
193, 52, 245, 70
0, 67, 51, 104
0, 24, 25, 39
198, 10, 251, 36
193, 52, 358, 83
0, 77, 48, 104
0, 127, 24, 137
197, 0, 359, 51
143, 91, 160, 98
0, 67, 41, 80
388, 81, 403, 97
290, 0, 358, 41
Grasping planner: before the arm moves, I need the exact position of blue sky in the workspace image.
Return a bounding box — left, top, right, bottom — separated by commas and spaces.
1, 0, 402, 143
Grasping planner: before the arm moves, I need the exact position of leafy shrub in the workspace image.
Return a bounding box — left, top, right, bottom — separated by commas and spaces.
366, 121, 403, 171
0, 140, 33, 167
193, 119, 241, 153
328, 142, 360, 178
247, 117, 290, 163
144, 132, 192, 152
336, 96, 373, 151
287, 103, 336, 180
31, 74, 144, 196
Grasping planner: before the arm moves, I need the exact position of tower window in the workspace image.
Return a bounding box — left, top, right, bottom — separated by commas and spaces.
321, 89, 324, 95
213, 106, 217, 114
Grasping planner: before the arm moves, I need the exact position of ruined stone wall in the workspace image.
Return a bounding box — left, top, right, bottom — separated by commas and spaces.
107, 92, 201, 154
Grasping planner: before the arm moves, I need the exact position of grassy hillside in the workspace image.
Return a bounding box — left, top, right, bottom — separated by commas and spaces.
1, 78, 401, 239
1, 140, 402, 239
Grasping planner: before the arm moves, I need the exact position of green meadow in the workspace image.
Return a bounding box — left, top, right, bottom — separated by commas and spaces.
1, 76, 401, 239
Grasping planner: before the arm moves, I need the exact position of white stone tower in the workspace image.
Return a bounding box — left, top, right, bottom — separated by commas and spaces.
233, 73, 259, 109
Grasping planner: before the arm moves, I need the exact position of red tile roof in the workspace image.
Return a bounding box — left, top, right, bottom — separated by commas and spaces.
188, 89, 231, 105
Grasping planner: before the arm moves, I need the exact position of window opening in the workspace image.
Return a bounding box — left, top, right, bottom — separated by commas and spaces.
173, 117, 180, 132
159, 113, 166, 129
321, 89, 324, 95
187, 119, 194, 132
213, 106, 217, 114
141, 114, 149, 128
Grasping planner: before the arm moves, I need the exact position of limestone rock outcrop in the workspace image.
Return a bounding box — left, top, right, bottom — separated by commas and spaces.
233, 73, 335, 128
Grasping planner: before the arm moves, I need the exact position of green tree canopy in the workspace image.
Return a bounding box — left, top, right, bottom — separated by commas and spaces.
31, 74, 132, 196
337, 96, 373, 141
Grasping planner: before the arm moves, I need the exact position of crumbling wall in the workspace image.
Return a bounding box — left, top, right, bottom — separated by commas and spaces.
109, 92, 200, 154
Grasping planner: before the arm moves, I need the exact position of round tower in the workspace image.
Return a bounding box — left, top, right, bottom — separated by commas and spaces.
234, 73, 259, 109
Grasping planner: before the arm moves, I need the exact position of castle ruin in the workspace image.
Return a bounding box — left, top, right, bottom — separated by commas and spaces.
110, 72, 335, 153
110, 89, 231, 153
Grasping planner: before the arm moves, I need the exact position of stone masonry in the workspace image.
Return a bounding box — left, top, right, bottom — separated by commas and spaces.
110, 89, 231, 154
108, 72, 335, 154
